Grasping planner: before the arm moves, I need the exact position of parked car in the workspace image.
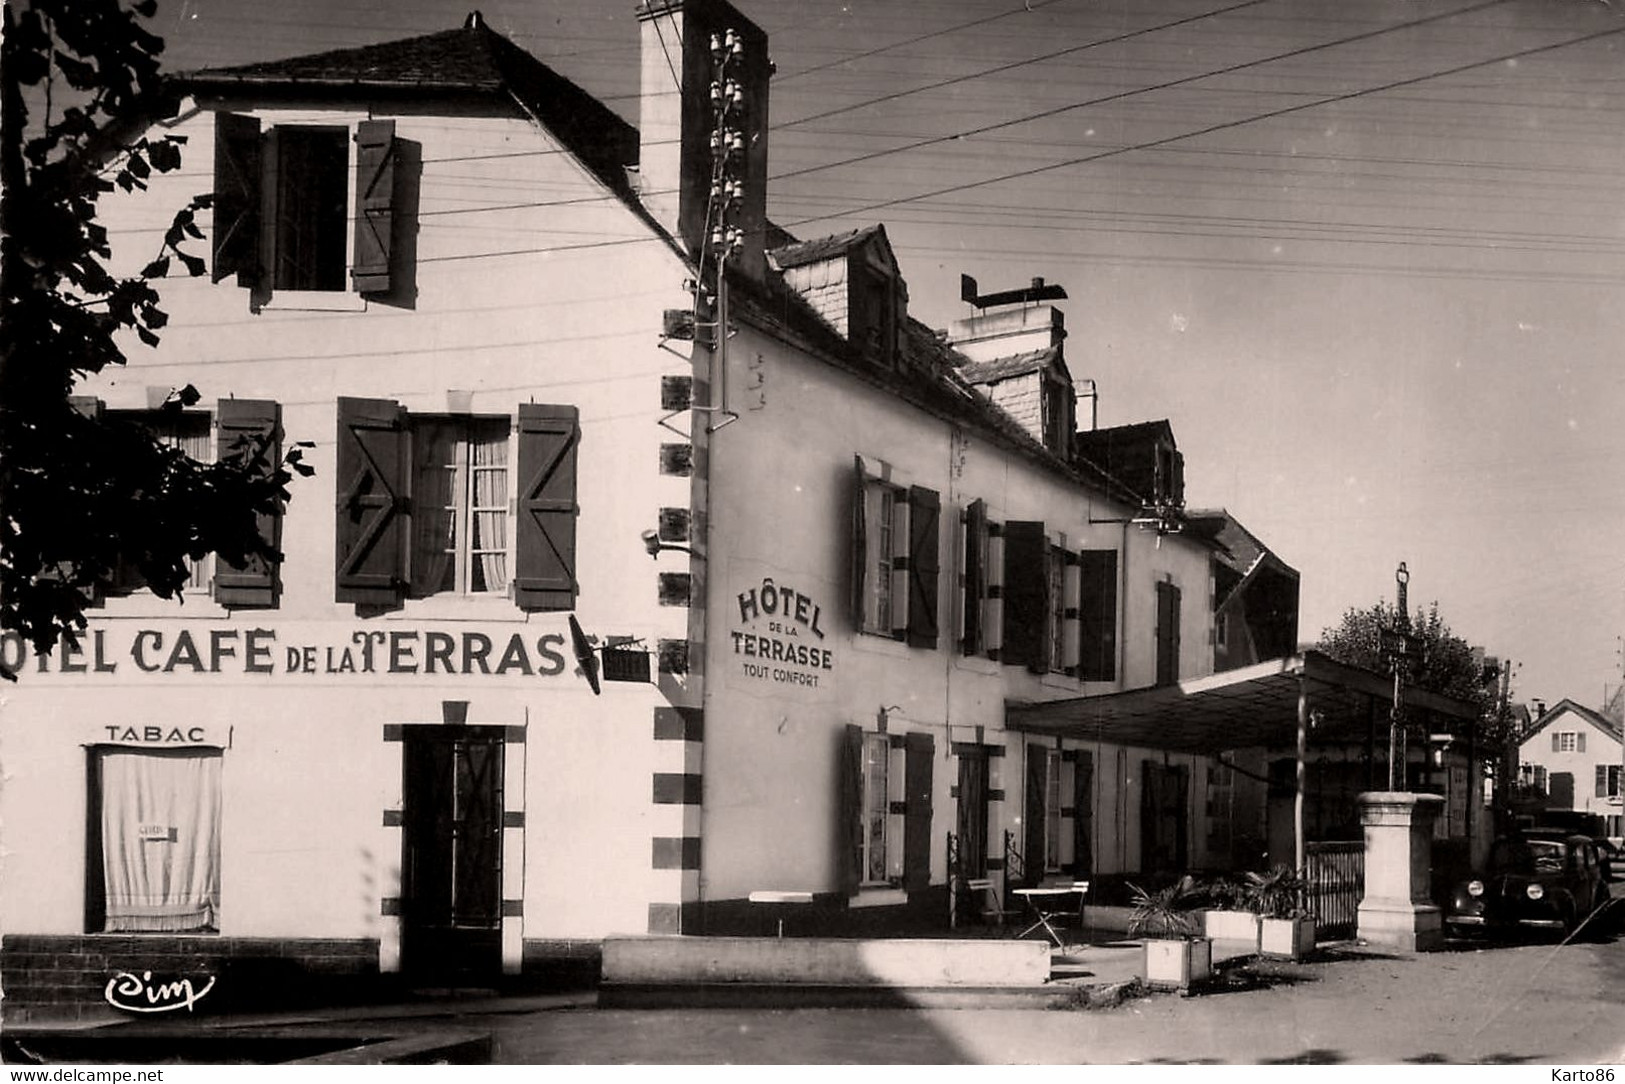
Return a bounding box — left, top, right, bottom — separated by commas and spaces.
1444, 832, 1609, 939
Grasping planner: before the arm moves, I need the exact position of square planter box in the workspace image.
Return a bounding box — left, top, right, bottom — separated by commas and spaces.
1202, 909, 1261, 951
1141, 937, 1212, 993
1259, 915, 1316, 960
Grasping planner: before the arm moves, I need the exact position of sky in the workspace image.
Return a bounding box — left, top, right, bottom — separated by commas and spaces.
149, 0, 1625, 710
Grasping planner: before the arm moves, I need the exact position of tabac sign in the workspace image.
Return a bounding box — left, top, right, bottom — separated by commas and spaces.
0, 624, 575, 680
730, 577, 834, 690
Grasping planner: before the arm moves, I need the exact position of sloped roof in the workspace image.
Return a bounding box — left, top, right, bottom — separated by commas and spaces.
1521, 698, 1624, 747
956, 347, 1057, 386
176, 19, 640, 207
769, 226, 888, 271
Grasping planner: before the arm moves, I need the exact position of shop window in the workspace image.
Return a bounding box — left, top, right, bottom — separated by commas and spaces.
336, 398, 577, 611
849, 457, 939, 647
87, 748, 222, 933
213, 114, 406, 295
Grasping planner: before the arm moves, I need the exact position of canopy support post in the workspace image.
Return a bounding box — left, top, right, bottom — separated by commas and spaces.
1296, 674, 1308, 875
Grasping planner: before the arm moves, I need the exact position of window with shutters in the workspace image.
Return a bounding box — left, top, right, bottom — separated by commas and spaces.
104, 410, 213, 596
1155, 580, 1182, 686
408, 416, 510, 598
1597, 764, 1621, 798
1044, 749, 1063, 872
1046, 547, 1067, 673
850, 458, 940, 648
861, 732, 892, 885
212, 113, 407, 298
336, 398, 576, 612
1556, 731, 1581, 754
1078, 549, 1117, 682
269, 126, 348, 291
863, 480, 900, 635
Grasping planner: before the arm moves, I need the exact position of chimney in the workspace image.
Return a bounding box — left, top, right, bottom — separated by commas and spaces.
635, 0, 771, 280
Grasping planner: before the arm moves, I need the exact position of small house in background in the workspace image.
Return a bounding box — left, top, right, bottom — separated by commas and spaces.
1183, 509, 1301, 673
1516, 699, 1623, 839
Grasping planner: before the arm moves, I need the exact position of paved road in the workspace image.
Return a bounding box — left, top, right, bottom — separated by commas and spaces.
483, 928, 1625, 1064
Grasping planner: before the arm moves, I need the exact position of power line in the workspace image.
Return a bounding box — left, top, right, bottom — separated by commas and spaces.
771, 0, 1514, 183
782, 22, 1625, 229
773, 0, 1074, 83
776, 0, 1272, 128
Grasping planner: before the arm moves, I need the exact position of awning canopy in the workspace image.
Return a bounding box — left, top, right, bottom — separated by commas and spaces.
1007, 650, 1480, 756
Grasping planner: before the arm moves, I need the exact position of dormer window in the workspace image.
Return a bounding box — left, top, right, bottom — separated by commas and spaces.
1154, 441, 1185, 507
853, 254, 903, 367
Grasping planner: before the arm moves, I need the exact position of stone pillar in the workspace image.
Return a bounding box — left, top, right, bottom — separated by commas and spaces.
1356, 791, 1444, 952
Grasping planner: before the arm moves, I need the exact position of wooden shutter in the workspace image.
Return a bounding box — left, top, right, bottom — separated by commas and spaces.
515, 404, 579, 612
1156, 581, 1181, 686
351, 119, 397, 293
902, 732, 935, 892
212, 112, 261, 285
1072, 750, 1094, 880
1598, 765, 1608, 798
1079, 549, 1117, 682
214, 398, 281, 608
1552, 732, 1560, 753
850, 455, 867, 629
1001, 521, 1047, 671
906, 485, 940, 649
1062, 552, 1081, 676
335, 396, 408, 606
961, 499, 986, 656
1577, 731, 1586, 754
838, 724, 864, 896
1024, 744, 1047, 886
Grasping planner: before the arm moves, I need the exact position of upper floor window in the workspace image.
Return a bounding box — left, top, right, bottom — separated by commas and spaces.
1155, 580, 1182, 686
1046, 546, 1068, 673
1553, 730, 1585, 754
410, 416, 510, 597
849, 457, 939, 647
105, 409, 212, 596
336, 398, 577, 612
68, 397, 283, 610
270, 126, 349, 291
213, 114, 407, 298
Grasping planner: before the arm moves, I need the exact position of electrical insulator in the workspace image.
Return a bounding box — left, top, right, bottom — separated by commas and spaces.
709, 80, 743, 110
710, 28, 743, 65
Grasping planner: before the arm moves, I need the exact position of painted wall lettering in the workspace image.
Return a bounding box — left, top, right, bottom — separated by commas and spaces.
0, 629, 574, 680
730, 579, 835, 690
105, 970, 215, 1013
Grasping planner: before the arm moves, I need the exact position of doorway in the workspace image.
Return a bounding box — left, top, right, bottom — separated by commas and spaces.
400, 728, 504, 981
956, 747, 990, 879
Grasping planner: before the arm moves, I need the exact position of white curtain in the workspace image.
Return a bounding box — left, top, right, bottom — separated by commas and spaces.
101, 750, 222, 932
471, 433, 508, 593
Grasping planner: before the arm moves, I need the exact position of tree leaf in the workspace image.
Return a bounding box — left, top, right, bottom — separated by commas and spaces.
140, 256, 170, 279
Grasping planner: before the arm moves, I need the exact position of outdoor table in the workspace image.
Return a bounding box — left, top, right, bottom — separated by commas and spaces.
1012, 884, 1088, 947
747, 890, 814, 937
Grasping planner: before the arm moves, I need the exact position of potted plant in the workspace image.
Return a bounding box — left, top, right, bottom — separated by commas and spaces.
1243, 866, 1317, 960
1128, 875, 1212, 993
1199, 874, 1261, 951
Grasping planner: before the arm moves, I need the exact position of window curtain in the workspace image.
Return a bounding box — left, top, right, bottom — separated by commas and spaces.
101, 750, 222, 932
410, 419, 456, 595
471, 433, 508, 593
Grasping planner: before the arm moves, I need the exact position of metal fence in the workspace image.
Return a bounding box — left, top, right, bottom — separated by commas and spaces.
1306, 841, 1364, 940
